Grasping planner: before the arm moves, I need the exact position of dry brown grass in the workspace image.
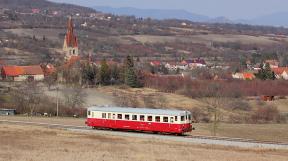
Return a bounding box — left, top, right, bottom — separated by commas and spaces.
191, 123, 288, 143
0, 124, 287, 161
125, 34, 279, 45
98, 86, 203, 110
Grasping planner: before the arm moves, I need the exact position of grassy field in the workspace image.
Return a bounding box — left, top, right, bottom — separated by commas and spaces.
192, 123, 288, 143
0, 124, 287, 161
125, 34, 279, 45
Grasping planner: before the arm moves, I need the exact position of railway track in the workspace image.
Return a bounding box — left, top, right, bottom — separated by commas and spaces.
185, 135, 288, 146
1, 119, 288, 149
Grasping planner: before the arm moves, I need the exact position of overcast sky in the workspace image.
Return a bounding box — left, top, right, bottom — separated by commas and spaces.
49, 0, 288, 19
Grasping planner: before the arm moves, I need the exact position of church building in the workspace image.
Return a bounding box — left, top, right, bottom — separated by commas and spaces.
63, 16, 79, 60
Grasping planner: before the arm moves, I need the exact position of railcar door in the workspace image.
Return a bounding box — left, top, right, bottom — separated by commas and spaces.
169, 117, 174, 131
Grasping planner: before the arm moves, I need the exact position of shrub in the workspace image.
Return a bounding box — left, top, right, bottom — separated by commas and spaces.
227, 99, 252, 111
190, 107, 210, 123
251, 105, 282, 123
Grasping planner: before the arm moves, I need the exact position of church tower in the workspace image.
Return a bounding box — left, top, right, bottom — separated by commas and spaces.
63, 16, 79, 60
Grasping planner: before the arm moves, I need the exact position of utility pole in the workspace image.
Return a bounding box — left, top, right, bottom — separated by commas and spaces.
56, 86, 59, 117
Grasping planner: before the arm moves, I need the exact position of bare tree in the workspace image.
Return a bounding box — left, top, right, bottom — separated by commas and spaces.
11, 81, 43, 116
156, 94, 167, 108
62, 85, 87, 109
44, 72, 57, 90
198, 83, 228, 136
114, 90, 140, 107
143, 94, 156, 108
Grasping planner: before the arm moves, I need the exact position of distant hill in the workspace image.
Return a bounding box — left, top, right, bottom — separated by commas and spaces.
93, 6, 211, 22
247, 12, 288, 27
93, 6, 288, 27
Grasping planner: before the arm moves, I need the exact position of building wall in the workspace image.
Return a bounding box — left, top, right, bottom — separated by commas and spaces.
12, 74, 44, 81
0, 109, 16, 115
282, 72, 288, 80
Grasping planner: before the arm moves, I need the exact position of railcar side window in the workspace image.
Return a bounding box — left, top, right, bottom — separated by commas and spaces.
117, 114, 122, 119
181, 116, 185, 121
188, 114, 191, 120
125, 114, 130, 120
175, 116, 178, 121
170, 117, 174, 123
140, 115, 145, 121
163, 117, 168, 122
155, 116, 160, 122
102, 113, 106, 119
112, 114, 116, 119
108, 113, 111, 119
132, 115, 137, 120
88, 111, 91, 116
148, 116, 152, 121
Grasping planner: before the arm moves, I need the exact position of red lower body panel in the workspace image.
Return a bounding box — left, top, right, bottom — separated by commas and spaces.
85, 118, 192, 134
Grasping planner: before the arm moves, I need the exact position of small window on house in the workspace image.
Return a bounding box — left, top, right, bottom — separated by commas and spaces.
73, 49, 75, 54
117, 114, 122, 119
175, 116, 178, 121
132, 115, 137, 120
108, 113, 111, 119
102, 113, 106, 119
163, 117, 168, 122
181, 116, 185, 121
125, 114, 130, 120
155, 116, 160, 122
148, 116, 152, 121
140, 115, 145, 121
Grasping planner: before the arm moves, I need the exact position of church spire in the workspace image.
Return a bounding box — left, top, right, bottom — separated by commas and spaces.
63, 16, 79, 60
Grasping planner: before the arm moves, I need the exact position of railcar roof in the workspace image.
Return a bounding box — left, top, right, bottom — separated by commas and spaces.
88, 106, 190, 116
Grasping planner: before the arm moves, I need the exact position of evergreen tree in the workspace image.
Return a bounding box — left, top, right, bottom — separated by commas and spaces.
124, 56, 139, 88
99, 59, 110, 85
256, 63, 275, 80
81, 63, 97, 85
110, 64, 120, 84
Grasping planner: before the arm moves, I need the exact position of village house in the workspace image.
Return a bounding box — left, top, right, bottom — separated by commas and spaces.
41, 63, 56, 76
272, 67, 288, 80
165, 62, 178, 71
181, 59, 207, 70
1, 65, 44, 81
150, 61, 161, 67
232, 72, 255, 80
265, 59, 279, 68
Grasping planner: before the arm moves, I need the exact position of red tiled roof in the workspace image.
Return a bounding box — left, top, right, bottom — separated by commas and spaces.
22, 65, 44, 75
45, 64, 56, 74
272, 67, 288, 75
150, 61, 161, 66
64, 56, 81, 68
1, 65, 43, 76
243, 73, 255, 80
2, 66, 24, 76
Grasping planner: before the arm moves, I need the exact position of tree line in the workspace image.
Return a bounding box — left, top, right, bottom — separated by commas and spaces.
61, 55, 143, 88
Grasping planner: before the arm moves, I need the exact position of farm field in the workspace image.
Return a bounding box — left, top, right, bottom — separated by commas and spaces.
1, 116, 288, 143
0, 124, 287, 161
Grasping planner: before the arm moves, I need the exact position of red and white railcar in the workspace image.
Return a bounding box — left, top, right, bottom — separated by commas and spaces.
85, 106, 192, 134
